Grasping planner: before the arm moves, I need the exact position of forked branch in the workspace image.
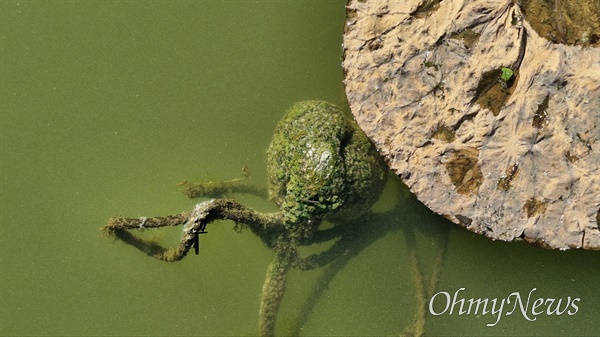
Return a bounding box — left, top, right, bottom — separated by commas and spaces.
102, 199, 284, 261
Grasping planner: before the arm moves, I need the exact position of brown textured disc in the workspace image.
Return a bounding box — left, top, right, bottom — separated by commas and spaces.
342, 0, 599, 249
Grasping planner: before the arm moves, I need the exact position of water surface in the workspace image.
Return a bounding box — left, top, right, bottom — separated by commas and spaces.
1, 1, 598, 336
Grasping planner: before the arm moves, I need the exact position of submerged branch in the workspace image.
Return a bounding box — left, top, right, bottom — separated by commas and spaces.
102, 199, 284, 262
259, 237, 297, 337
181, 179, 268, 199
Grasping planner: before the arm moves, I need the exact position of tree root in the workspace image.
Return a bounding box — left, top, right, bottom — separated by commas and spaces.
102, 185, 449, 336
180, 178, 267, 199
401, 225, 449, 337
102, 199, 283, 261
259, 238, 297, 337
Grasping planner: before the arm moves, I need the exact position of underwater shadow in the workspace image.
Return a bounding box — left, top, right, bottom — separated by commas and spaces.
294, 182, 451, 336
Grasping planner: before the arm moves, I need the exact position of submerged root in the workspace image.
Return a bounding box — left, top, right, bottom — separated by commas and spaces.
102, 199, 284, 262
259, 238, 297, 337
103, 212, 190, 234
401, 225, 449, 337
180, 178, 267, 199
102, 212, 192, 261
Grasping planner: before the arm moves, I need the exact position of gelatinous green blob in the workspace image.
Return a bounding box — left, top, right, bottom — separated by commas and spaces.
267, 100, 388, 231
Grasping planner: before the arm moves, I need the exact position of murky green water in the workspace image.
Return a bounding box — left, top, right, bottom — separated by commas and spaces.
1, 1, 598, 336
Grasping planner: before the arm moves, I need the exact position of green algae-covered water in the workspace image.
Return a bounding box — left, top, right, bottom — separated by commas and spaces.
1, 1, 598, 336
